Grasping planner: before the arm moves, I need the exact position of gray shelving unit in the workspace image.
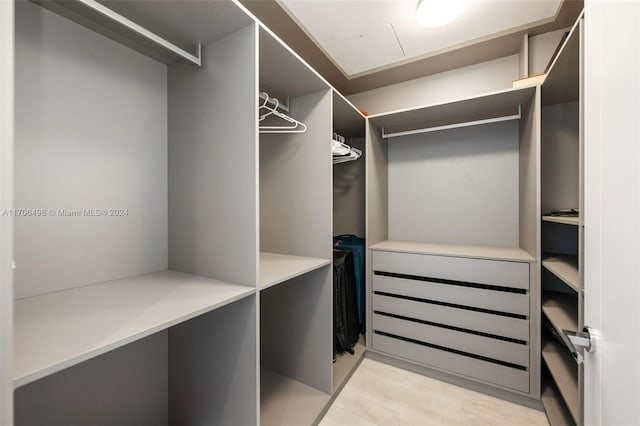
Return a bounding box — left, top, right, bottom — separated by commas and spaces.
540, 12, 584, 426
364, 85, 542, 404
4, 1, 365, 424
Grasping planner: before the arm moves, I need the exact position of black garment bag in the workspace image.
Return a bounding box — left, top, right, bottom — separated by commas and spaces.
333, 250, 360, 358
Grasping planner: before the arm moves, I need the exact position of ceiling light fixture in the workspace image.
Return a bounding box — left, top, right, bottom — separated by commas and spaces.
416, 0, 467, 28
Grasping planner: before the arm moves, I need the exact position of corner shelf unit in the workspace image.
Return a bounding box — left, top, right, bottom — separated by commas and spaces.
540, 12, 584, 426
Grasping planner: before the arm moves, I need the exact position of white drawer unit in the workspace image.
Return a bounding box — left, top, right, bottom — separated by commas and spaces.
370, 248, 532, 394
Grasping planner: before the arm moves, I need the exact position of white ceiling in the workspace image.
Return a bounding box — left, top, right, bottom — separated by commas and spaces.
278, 0, 563, 78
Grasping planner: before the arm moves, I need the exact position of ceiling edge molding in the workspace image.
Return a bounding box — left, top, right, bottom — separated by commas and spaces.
239, 0, 583, 95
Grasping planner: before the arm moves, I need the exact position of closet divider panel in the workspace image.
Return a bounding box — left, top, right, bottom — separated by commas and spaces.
168, 22, 258, 287
365, 121, 388, 346
259, 89, 332, 260
519, 88, 542, 398
169, 295, 257, 426
15, 331, 169, 426
519, 89, 542, 259
0, 0, 13, 422
14, 0, 168, 298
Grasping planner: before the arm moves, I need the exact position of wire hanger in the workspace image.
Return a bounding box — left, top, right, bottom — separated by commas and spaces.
332, 133, 362, 164
259, 92, 307, 134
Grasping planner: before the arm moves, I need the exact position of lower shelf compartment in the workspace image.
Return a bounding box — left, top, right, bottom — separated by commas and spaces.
541, 339, 579, 423
542, 382, 577, 426
260, 368, 331, 426
372, 332, 529, 393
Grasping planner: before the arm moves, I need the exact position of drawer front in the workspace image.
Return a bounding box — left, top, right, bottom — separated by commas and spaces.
373, 314, 529, 367
372, 333, 529, 393
372, 250, 529, 290
373, 294, 529, 342
373, 274, 529, 316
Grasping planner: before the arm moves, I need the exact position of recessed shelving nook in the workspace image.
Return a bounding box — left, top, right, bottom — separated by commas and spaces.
365, 85, 542, 402
540, 12, 584, 426
331, 91, 367, 393
257, 25, 336, 426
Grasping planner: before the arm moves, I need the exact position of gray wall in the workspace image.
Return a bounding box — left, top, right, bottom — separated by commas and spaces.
541, 102, 579, 214
333, 137, 365, 237
529, 27, 571, 76
387, 120, 520, 247
14, 332, 168, 426
15, 1, 168, 298
348, 55, 519, 116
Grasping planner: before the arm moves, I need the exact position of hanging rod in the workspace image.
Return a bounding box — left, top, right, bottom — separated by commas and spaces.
382, 105, 521, 139
71, 0, 202, 66
259, 92, 290, 113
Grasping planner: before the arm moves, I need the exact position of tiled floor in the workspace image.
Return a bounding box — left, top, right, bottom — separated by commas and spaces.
320, 359, 549, 426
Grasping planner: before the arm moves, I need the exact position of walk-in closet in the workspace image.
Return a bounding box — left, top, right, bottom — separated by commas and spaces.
2, 1, 639, 425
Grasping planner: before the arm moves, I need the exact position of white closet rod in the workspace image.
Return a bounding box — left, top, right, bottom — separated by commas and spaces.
72, 0, 202, 66
259, 92, 289, 113
382, 105, 521, 139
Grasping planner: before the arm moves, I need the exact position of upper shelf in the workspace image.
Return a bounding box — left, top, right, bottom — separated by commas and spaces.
259, 27, 329, 101
14, 270, 255, 388
543, 215, 580, 226
369, 240, 535, 263
333, 91, 366, 137
33, 0, 253, 65
367, 86, 536, 136
542, 15, 582, 106
259, 252, 331, 291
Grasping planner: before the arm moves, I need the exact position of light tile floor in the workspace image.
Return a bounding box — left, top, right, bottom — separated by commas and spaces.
320, 359, 549, 426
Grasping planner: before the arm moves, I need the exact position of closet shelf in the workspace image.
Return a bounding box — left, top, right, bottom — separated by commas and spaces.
34, 0, 208, 66
367, 86, 534, 138
542, 293, 579, 335
542, 383, 576, 426
259, 252, 331, 290
260, 368, 331, 426
543, 255, 580, 292
13, 270, 254, 387
369, 240, 535, 263
542, 215, 580, 226
543, 13, 582, 105
542, 339, 579, 423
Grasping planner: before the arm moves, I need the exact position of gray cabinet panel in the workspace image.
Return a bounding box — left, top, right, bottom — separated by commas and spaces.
373, 275, 529, 316
373, 334, 529, 393
373, 294, 529, 341
373, 314, 529, 367
372, 250, 529, 289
